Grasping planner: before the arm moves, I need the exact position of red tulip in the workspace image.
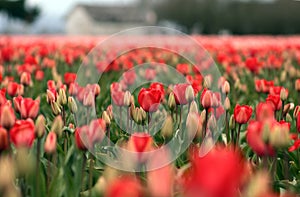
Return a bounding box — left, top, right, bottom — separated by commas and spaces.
7, 82, 23, 97
0, 90, 7, 106
0, 102, 16, 129
10, 119, 35, 148
289, 139, 300, 152
295, 79, 300, 91
128, 132, 153, 162
256, 102, 274, 121
296, 114, 300, 133
176, 63, 190, 75
184, 146, 247, 197
105, 176, 143, 197
246, 120, 275, 156
245, 57, 261, 73
266, 94, 282, 111
0, 127, 9, 151
35, 70, 44, 81
89, 118, 106, 145
111, 82, 125, 106
255, 79, 274, 93
123, 70, 136, 85
138, 88, 162, 112
200, 89, 213, 109
173, 83, 190, 105
64, 72, 77, 85
234, 104, 252, 124
44, 132, 57, 154
75, 125, 89, 150
20, 72, 31, 86
19, 97, 40, 119
150, 82, 165, 100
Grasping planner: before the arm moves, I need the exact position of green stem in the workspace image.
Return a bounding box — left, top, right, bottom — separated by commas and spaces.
236, 124, 242, 148
88, 153, 95, 197
81, 152, 87, 192
36, 138, 41, 196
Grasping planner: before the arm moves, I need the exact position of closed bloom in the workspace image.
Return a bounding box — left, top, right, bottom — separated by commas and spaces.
44, 132, 57, 154
7, 82, 23, 97
266, 94, 282, 111
127, 132, 153, 162
138, 88, 162, 112
20, 72, 32, 86
201, 89, 212, 109
234, 104, 252, 124
0, 102, 16, 129
10, 119, 35, 148
0, 127, 9, 151
64, 72, 77, 85
256, 102, 274, 121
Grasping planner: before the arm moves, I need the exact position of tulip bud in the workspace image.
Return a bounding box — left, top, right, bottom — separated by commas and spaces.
280, 88, 288, 101
47, 89, 56, 103
294, 105, 300, 118
83, 91, 94, 107
35, 115, 45, 138
280, 71, 287, 82
0, 127, 9, 151
123, 91, 131, 107
161, 115, 173, 138
51, 115, 63, 137
133, 108, 142, 124
211, 94, 219, 108
229, 115, 235, 130
200, 110, 206, 123
185, 85, 194, 103
243, 171, 270, 197
186, 113, 199, 140
94, 176, 107, 195
203, 75, 212, 89
189, 101, 198, 114
68, 97, 78, 113
168, 92, 176, 110
20, 72, 31, 86
51, 101, 61, 115
140, 107, 147, 123
0, 104, 15, 129
222, 81, 230, 95
283, 104, 291, 117
102, 111, 111, 126
201, 90, 212, 109
224, 97, 230, 111
286, 114, 292, 122
207, 115, 217, 131
289, 103, 295, 111
44, 132, 57, 154
58, 88, 67, 105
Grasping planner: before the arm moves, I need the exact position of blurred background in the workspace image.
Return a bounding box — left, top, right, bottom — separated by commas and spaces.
0, 0, 299, 35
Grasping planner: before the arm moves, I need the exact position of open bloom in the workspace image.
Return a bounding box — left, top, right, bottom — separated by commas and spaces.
138, 88, 162, 112
16, 97, 40, 119
234, 104, 252, 124
64, 72, 77, 85
10, 119, 35, 148
183, 146, 248, 197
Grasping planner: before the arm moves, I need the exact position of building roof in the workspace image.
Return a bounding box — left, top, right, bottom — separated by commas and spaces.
69, 4, 148, 23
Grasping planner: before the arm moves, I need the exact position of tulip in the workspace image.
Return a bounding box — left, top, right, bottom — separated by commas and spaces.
144, 68, 156, 80
89, 118, 106, 147
200, 89, 212, 109
256, 102, 274, 121
161, 115, 174, 138
105, 176, 143, 197
167, 92, 176, 110
0, 102, 16, 129
51, 115, 63, 137
35, 70, 44, 81
184, 146, 247, 197
44, 132, 57, 154
35, 115, 45, 138
122, 70, 136, 86
233, 104, 252, 124
7, 82, 23, 97
185, 85, 195, 103
123, 91, 131, 107
222, 81, 230, 95
64, 72, 77, 85
173, 83, 190, 105
266, 94, 282, 111
68, 96, 78, 113
138, 88, 162, 112
246, 121, 275, 156
20, 97, 40, 119
20, 72, 32, 86
83, 90, 95, 107
150, 82, 165, 100
0, 127, 9, 151
127, 132, 152, 162
75, 125, 89, 150
10, 119, 35, 148
58, 88, 67, 105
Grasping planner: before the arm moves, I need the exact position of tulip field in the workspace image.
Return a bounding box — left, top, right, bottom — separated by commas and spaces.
1, 35, 300, 197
